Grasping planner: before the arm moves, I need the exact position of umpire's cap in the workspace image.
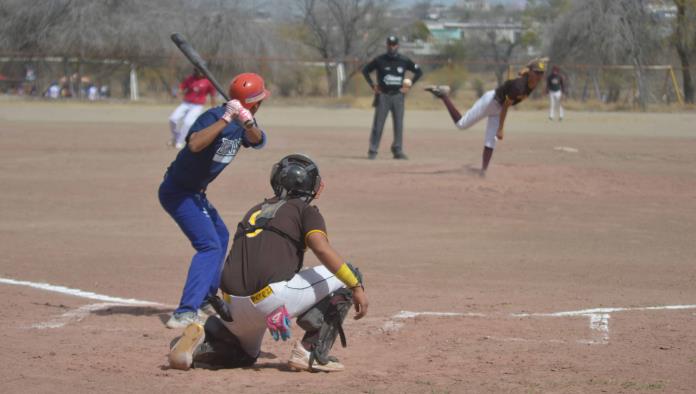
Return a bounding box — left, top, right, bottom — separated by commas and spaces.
386, 35, 399, 45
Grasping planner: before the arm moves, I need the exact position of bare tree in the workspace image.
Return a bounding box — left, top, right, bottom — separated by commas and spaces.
673, 0, 696, 103
548, 0, 660, 109
294, 0, 393, 95
0, 0, 272, 97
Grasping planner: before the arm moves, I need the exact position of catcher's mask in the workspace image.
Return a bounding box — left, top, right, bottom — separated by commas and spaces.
270, 154, 321, 202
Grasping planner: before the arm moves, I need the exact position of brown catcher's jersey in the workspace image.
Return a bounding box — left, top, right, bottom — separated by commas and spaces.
494, 74, 534, 106
220, 197, 327, 296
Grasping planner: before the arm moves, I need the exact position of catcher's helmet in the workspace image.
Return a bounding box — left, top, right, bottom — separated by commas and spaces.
228, 72, 271, 110
270, 154, 321, 201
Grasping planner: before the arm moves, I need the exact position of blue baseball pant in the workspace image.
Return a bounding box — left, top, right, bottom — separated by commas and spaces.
159, 178, 229, 314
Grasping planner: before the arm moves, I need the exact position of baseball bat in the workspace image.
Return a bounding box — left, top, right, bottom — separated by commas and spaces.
170, 32, 230, 101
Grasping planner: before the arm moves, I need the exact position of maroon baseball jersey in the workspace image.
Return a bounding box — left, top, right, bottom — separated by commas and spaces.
494, 74, 534, 106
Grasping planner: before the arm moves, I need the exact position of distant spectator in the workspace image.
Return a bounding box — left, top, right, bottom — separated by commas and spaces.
99, 85, 110, 98
23, 65, 37, 96
87, 84, 99, 101
45, 81, 61, 99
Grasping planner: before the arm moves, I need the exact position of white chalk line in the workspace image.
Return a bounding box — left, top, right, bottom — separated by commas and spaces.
0, 276, 168, 329
29, 302, 121, 329
384, 304, 696, 345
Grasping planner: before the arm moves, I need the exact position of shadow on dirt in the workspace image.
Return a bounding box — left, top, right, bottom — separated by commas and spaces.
92, 305, 172, 323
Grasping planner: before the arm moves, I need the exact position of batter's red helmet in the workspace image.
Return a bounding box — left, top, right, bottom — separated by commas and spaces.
228, 73, 271, 109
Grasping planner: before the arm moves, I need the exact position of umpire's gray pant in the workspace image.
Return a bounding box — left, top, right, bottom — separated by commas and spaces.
369, 92, 405, 154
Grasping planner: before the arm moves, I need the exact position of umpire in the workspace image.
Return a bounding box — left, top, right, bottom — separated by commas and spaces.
362, 35, 422, 160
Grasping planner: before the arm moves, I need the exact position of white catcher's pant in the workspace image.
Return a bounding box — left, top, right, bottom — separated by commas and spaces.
168, 102, 204, 146
549, 90, 564, 120
221, 265, 346, 357
455, 90, 502, 149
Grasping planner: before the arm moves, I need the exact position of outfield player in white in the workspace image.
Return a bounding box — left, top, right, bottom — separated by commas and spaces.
545, 66, 566, 121
168, 69, 216, 149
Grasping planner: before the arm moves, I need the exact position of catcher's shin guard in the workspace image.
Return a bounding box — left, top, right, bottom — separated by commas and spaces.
192, 316, 257, 369
296, 288, 353, 368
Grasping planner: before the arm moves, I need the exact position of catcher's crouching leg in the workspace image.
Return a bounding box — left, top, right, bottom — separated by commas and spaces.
191, 316, 257, 370
292, 264, 362, 372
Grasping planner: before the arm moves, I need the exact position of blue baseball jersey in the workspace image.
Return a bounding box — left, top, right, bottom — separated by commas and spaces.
165, 106, 266, 191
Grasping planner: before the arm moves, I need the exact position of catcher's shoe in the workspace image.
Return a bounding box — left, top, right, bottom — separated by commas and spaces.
424, 85, 451, 98
287, 341, 344, 372
169, 322, 205, 370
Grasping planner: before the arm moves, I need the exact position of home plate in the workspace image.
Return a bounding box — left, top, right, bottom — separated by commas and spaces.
554, 146, 579, 153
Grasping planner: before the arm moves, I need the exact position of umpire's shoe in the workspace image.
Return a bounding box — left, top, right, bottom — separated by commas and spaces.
287, 341, 344, 372
393, 151, 409, 160
169, 323, 205, 370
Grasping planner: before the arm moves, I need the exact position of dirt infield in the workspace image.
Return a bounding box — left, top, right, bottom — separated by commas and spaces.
1, 100, 695, 393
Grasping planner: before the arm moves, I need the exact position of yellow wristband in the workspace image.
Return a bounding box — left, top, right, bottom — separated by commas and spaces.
335, 263, 360, 288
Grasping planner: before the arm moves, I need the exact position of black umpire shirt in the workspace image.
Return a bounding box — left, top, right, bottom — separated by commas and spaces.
362, 53, 423, 94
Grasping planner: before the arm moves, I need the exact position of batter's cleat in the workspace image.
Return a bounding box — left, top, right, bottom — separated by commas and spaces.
287, 341, 345, 372
198, 302, 217, 318
424, 85, 450, 98
367, 151, 377, 160
393, 152, 409, 160
169, 322, 206, 370
166, 311, 202, 329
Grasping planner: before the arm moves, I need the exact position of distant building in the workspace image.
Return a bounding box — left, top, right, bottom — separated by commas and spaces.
646, 0, 676, 21
457, 0, 490, 11
425, 21, 522, 44
399, 40, 440, 57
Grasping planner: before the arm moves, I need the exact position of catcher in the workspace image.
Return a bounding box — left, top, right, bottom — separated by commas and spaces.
426, 58, 546, 177
168, 154, 368, 372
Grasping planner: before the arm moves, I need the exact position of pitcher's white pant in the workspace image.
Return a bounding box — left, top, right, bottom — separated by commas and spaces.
168, 102, 204, 146
221, 265, 346, 358
455, 90, 502, 149
549, 90, 564, 120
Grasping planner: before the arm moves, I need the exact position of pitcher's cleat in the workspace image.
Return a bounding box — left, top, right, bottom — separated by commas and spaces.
287, 341, 344, 372
169, 323, 205, 370
424, 85, 451, 98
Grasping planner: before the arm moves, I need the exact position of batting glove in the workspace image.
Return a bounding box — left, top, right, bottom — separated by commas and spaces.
221, 99, 243, 123
266, 305, 291, 341
237, 108, 254, 127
